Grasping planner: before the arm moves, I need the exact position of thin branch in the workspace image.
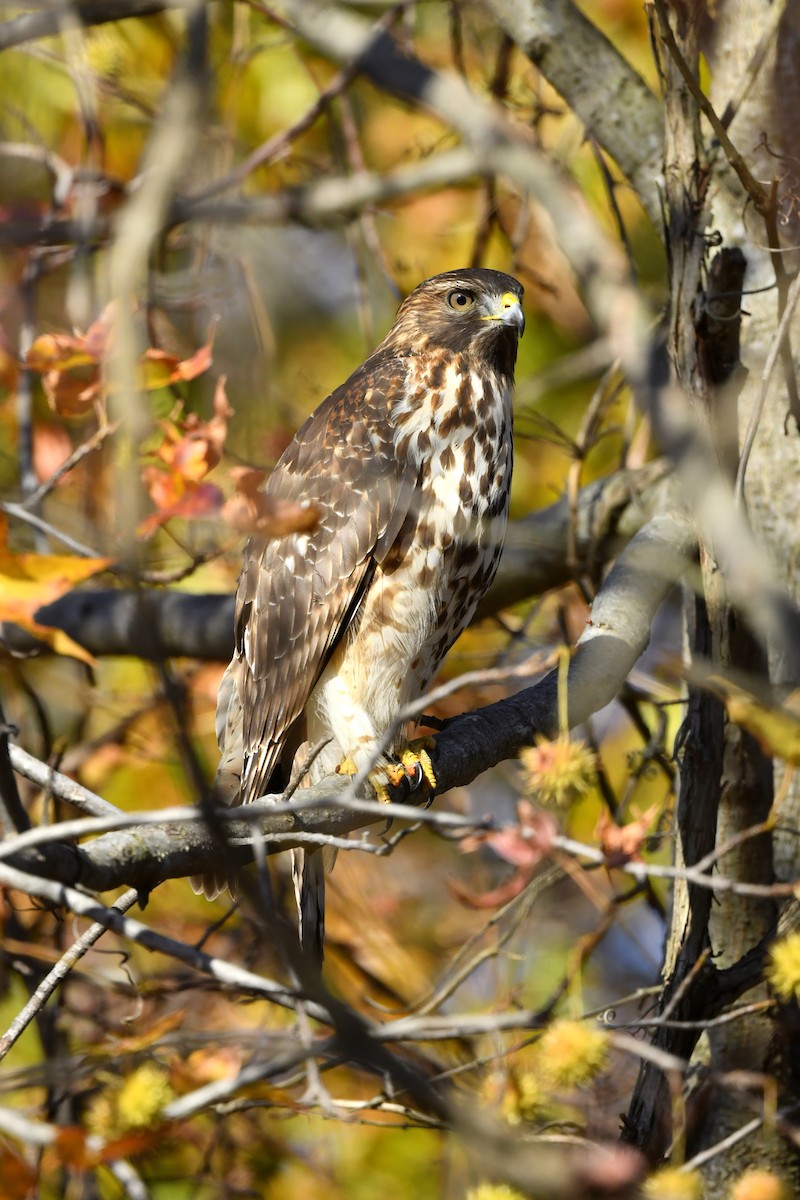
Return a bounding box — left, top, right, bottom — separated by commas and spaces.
652, 0, 768, 211
0, 888, 140, 1062
8, 744, 120, 818
0, 703, 30, 834
487, 0, 664, 226
0, 861, 324, 1018
681, 1115, 763, 1172
20, 419, 121, 512
0, 501, 104, 558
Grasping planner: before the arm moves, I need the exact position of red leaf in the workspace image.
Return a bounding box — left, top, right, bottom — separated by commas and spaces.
595, 806, 658, 867
137, 479, 223, 538
453, 802, 557, 909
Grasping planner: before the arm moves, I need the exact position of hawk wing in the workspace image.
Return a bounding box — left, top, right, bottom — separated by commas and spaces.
216, 353, 417, 806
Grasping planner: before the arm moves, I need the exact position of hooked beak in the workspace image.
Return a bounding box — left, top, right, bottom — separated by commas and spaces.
483, 290, 525, 336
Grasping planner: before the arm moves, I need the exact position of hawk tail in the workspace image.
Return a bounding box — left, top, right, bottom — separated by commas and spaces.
292, 847, 326, 967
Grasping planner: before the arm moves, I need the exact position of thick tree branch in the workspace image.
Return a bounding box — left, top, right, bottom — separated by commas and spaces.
0, 461, 672, 661
282, 0, 646, 359
6, 512, 695, 893
0, 0, 169, 52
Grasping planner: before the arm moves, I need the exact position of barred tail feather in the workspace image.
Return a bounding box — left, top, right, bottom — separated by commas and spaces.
190, 871, 232, 901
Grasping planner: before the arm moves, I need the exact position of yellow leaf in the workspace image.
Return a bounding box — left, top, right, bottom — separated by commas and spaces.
710, 676, 800, 765
0, 516, 113, 661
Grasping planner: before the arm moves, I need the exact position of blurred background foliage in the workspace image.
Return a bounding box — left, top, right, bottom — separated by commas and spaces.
0, 2, 676, 1196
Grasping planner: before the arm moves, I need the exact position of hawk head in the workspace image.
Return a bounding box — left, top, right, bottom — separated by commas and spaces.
383, 268, 525, 378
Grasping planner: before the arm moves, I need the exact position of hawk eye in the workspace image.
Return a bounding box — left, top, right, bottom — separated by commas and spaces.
447, 289, 475, 311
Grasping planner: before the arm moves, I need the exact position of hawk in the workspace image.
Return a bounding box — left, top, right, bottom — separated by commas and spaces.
201, 268, 524, 960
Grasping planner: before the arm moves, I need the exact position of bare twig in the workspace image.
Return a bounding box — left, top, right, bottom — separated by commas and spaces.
0, 861, 322, 1017
0, 888, 140, 1062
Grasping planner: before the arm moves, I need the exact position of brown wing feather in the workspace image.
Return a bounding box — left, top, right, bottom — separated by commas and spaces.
216, 352, 417, 807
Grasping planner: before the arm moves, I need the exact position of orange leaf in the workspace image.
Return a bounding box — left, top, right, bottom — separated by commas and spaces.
139, 323, 215, 391
137, 480, 223, 538
52, 1127, 90, 1170
152, 379, 233, 484
33, 422, 74, 485
42, 366, 101, 418
26, 331, 96, 373
94, 1129, 165, 1164
173, 336, 214, 381
0, 1146, 36, 1199
595, 805, 658, 866
452, 801, 557, 909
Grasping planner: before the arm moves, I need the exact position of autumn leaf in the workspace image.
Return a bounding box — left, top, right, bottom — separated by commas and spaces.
50, 1125, 163, 1171
51, 1127, 91, 1171
154, 375, 233, 479
452, 801, 557, 908
0, 516, 113, 662
33, 422, 74, 485
220, 465, 322, 536
595, 805, 659, 866
137, 377, 234, 537
42, 366, 103, 418
138, 474, 223, 538
26, 305, 216, 418
26, 331, 97, 373
26, 322, 104, 418
0, 1145, 36, 1200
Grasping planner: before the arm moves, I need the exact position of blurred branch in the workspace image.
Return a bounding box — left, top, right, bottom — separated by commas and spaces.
0, 460, 674, 660
8, 744, 120, 818
0, 0, 169, 52
6, 511, 695, 893
0, 146, 493, 247
0, 860, 320, 1014
106, 0, 206, 547
0, 702, 29, 834
486, 0, 664, 226
282, 0, 644, 357
0, 860, 642, 1199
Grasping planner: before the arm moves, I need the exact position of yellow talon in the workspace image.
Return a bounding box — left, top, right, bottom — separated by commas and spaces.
400, 746, 437, 789
335, 756, 359, 777
371, 776, 393, 805
383, 761, 409, 790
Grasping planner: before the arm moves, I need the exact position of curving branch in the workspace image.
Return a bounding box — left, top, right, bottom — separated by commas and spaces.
0, 461, 673, 661
6, 512, 695, 894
